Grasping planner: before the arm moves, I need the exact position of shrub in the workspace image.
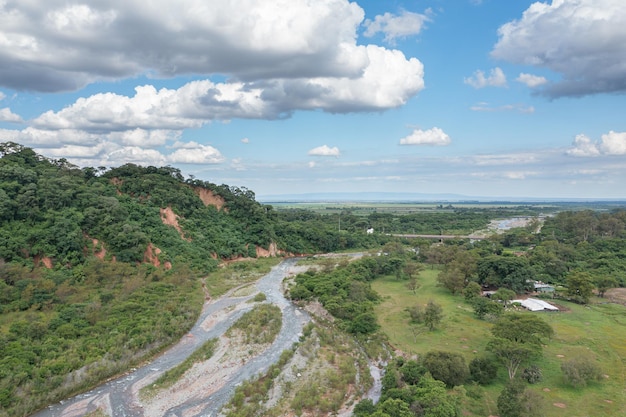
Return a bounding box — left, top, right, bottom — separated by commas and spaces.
469, 356, 498, 385
522, 365, 542, 384
561, 356, 602, 388
422, 351, 469, 387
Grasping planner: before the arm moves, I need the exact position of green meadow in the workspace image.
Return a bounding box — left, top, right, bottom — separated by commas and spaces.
373, 268, 626, 417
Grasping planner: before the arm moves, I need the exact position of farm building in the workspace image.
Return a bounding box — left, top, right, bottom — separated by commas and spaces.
513, 298, 559, 312
534, 282, 555, 293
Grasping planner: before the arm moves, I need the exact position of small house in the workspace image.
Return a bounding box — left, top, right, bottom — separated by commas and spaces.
534, 282, 555, 294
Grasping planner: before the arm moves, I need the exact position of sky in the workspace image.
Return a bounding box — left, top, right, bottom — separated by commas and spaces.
0, 0, 625, 200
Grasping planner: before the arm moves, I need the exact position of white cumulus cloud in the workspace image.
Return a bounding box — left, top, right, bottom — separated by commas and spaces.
308, 145, 341, 157
363, 10, 431, 43
599, 131, 626, 155
516, 73, 548, 88
566, 131, 626, 156
168, 142, 224, 164
464, 67, 507, 89
400, 127, 451, 146
492, 0, 626, 97
28, 45, 423, 136
0, 108, 23, 123
566, 136, 600, 157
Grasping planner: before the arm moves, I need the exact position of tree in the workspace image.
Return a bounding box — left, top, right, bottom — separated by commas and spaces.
349, 311, 379, 334
493, 288, 516, 308
378, 398, 413, 417
353, 399, 376, 416
422, 351, 469, 387
522, 365, 542, 384
437, 267, 466, 295
469, 356, 498, 385
497, 379, 525, 417
400, 360, 426, 385
407, 304, 424, 324
423, 300, 444, 331
403, 261, 423, 280
594, 276, 618, 298
565, 271, 595, 304
487, 314, 553, 380
470, 297, 503, 320
462, 281, 482, 301
497, 379, 546, 417
413, 374, 460, 417
406, 277, 420, 294
477, 255, 534, 293
491, 314, 554, 346
487, 337, 541, 380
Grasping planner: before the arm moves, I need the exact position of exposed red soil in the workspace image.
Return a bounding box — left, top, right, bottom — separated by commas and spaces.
193, 187, 226, 211
160, 206, 191, 241
256, 242, 279, 258
91, 238, 107, 260
143, 243, 162, 268
33, 254, 53, 268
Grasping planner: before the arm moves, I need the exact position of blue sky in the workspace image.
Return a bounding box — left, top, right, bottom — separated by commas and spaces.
0, 0, 625, 200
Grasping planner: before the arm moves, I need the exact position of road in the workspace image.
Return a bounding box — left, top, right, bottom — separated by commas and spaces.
31, 257, 310, 417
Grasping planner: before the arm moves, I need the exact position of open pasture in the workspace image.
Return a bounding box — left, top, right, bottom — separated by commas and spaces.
373, 269, 626, 417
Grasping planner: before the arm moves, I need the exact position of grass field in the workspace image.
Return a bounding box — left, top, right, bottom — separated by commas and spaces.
373, 269, 626, 417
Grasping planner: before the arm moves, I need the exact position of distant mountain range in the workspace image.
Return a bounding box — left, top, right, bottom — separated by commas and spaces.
257, 192, 626, 203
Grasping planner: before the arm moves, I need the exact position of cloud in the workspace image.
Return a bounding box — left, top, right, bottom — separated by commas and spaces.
0, 0, 358, 90
0, 108, 23, 123
599, 131, 626, 155
0, 0, 426, 96
168, 142, 225, 164
105, 147, 168, 166
464, 67, 507, 89
566, 131, 626, 156
503, 171, 535, 180
308, 145, 341, 157
399, 127, 451, 146
38, 143, 112, 159
29, 45, 422, 134
0, 1, 426, 171
470, 153, 540, 166
492, 0, 626, 97
363, 10, 431, 43
0, 92, 5, 101
241, 137, 250, 144
516, 73, 548, 88
470, 102, 534, 113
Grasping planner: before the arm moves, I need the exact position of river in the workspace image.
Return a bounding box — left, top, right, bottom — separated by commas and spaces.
31, 258, 311, 417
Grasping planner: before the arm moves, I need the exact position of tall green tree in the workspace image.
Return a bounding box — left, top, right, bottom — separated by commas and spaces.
565, 271, 595, 304
487, 314, 553, 379
423, 300, 444, 331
